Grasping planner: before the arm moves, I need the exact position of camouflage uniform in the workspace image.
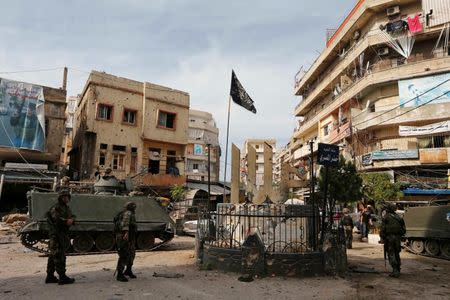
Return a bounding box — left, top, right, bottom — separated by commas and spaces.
340, 208, 354, 249
46, 190, 76, 284
115, 202, 137, 282
380, 203, 406, 278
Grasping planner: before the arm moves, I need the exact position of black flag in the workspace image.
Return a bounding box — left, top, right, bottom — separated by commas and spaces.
229, 70, 257, 113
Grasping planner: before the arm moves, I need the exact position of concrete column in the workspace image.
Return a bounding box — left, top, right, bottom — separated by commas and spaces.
231, 143, 240, 204
247, 145, 256, 189
0, 174, 4, 202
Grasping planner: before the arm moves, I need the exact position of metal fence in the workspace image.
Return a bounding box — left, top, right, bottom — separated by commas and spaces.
199, 203, 319, 254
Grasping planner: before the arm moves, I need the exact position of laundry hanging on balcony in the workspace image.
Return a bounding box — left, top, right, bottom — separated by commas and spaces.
407, 15, 423, 34
379, 31, 415, 59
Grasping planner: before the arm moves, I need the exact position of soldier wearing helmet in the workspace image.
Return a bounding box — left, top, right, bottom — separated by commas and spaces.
379, 201, 406, 278
45, 189, 76, 285
339, 207, 354, 249
113, 201, 138, 282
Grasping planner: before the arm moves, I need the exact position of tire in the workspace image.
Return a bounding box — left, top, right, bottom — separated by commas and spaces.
95, 232, 115, 252
136, 232, 155, 250
424, 240, 440, 256
73, 233, 94, 253
440, 241, 450, 259
410, 239, 425, 254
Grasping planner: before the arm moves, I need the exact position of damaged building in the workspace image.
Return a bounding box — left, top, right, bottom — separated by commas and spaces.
0, 75, 67, 211
69, 71, 189, 188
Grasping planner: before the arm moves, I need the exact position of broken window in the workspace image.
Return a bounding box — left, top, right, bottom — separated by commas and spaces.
97, 104, 113, 121
158, 111, 176, 129
100, 143, 108, 150
99, 152, 106, 166
130, 147, 138, 173
123, 109, 137, 125
112, 145, 126, 152
112, 154, 125, 170
148, 148, 160, 174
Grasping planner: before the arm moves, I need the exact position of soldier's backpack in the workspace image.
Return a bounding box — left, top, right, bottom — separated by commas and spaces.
113, 211, 124, 234
386, 213, 406, 236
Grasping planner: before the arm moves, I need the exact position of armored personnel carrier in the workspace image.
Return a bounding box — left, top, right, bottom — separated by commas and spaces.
19, 175, 175, 254
403, 204, 450, 259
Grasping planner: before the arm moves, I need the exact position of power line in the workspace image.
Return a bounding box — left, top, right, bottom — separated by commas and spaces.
0, 67, 63, 74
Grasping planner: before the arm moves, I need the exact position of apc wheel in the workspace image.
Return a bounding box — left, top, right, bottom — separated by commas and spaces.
73, 233, 94, 253
136, 232, 155, 250
410, 240, 425, 254
95, 233, 115, 252
440, 241, 450, 259
20, 233, 40, 246
425, 240, 440, 256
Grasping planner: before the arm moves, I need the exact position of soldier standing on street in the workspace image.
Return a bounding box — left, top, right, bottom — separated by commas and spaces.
379, 202, 406, 278
114, 201, 138, 282
340, 208, 354, 249
45, 190, 76, 285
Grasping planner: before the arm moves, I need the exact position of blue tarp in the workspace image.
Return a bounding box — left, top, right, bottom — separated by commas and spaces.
403, 188, 450, 195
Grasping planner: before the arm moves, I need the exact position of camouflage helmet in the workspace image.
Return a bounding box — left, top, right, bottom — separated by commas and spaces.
342, 208, 350, 214
125, 201, 136, 211
58, 189, 71, 201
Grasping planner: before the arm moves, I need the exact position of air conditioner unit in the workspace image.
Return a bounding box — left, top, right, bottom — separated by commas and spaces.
387, 6, 400, 16
377, 47, 389, 56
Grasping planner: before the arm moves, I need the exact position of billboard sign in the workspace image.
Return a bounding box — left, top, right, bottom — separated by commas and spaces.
194, 144, 203, 155
399, 120, 450, 136
317, 143, 339, 167
398, 72, 450, 108
372, 149, 418, 160
0, 78, 45, 151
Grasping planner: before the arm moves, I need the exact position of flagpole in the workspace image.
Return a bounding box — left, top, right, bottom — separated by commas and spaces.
223, 95, 232, 202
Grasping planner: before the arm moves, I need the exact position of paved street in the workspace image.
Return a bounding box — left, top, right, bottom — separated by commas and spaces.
0, 235, 448, 300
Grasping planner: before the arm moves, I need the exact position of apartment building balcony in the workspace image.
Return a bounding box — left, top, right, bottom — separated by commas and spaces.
185, 153, 218, 161
293, 142, 318, 161
322, 121, 352, 144
353, 101, 450, 131
294, 55, 450, 139
295, 12, 442, 112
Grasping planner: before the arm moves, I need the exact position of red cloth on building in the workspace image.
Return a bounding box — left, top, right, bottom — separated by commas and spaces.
408, 15, 423, 34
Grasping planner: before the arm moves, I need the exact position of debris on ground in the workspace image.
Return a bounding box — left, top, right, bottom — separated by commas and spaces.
238, 274, 254, 282
153, 272, 184, 278
348, 265, 379, 274
2, 213, 28, 224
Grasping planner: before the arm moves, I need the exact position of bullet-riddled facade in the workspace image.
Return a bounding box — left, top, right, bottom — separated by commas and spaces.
70, 71, 189, 183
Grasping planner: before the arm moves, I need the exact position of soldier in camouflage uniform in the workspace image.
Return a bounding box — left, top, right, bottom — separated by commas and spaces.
114, 201, 137, 282
340, 208, 354, 249
45, 190, 76, 285
379, 202, 406, 278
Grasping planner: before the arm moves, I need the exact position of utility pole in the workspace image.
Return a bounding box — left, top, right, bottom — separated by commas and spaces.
62, 67, 68, 90
309, 140, 316, 250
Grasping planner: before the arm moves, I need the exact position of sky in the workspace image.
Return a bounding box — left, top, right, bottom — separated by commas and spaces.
0, 0, 355, 178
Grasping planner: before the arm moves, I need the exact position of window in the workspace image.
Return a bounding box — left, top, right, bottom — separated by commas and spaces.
158, 111, 176, 129
61, 147, 65, 153
123, 109, 137, 125
100, 143, 108, 150
166, 150, 177, 174
256, 154, 259, 160
97, 104, 113, 121
255, 145, 260, 149
130, 147, 138, 173
99, 152, 106, 166
148, 148, 161, 174
112, 154, 125, 170
323, 124, 330, 136
193, 163, 199, 170
113, 145, 126, 151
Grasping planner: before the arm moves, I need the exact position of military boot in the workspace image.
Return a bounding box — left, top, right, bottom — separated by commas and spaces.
45, 273, 59, 284
124, 267, 137, 279
58, 274, 75, 285
116, 271, 128, 282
